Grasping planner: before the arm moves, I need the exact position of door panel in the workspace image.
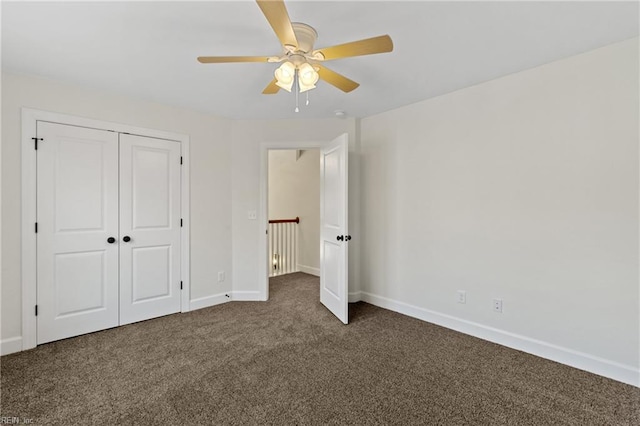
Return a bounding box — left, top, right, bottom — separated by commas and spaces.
119, 133, 181, 325
55, 139, 107, 232
323, 150, 341, 227
322, 240, 340, 297
132, 146, 171, 229
37, 122, 119, 344
320, 134, 349, 324
55, 251, 106, 317
131, 245, 171, 302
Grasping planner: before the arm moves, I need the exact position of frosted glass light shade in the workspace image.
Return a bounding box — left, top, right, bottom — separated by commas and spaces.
298, 63, 318, 93
275, 61, 295, 92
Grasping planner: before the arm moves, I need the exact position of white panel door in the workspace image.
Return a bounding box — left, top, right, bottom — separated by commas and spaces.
36, 122, 119, 344
119, 134, 182, 325
320, 134, 349, 324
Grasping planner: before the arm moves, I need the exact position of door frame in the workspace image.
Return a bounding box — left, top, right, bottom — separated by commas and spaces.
258, 140, 339, 301
21, 108, 191, 350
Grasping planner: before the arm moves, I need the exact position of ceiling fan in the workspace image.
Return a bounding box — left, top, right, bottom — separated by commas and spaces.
197, 0, 394, 95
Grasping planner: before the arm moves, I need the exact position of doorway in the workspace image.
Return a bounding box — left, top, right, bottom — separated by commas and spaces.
258, 135, 349, 324
268, 149, 321, 278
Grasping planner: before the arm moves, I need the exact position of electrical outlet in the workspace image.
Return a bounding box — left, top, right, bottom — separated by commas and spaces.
493, 298, 503, 313
218, 271, 225, 282
456, 290, 466, 304
247, 210, 257, 220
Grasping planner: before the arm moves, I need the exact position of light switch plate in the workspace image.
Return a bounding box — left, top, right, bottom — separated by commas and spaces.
247, 210, 257, 220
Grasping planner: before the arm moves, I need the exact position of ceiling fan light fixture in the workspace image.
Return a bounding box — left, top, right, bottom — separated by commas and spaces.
298, 62, 319, 93
275, 80, 294, 92
275, 61, 296, 92
298, 63, 319, 85
298, 82, 316, 93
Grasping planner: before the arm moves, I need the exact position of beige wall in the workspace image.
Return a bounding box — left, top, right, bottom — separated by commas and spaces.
1, 72, 233, 341
360, 38, 639, 380
268, 149, 320, 273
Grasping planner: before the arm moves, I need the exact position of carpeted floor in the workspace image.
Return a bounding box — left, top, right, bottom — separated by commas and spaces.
1, 272, 638, 425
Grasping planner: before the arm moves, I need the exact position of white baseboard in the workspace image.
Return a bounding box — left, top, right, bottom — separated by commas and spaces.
348, 291, 362, 303
1, 336, 23, 356
189, 293, 231, 311
359, 291, 639, 387
298, 264, 320, 277
231, 291, 264, 301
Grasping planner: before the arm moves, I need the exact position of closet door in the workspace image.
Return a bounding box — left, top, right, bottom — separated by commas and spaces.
36, 122, 119, 344
119, 134, 182, 325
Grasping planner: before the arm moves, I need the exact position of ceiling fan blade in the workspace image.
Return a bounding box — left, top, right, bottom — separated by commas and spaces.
256, 0, 298, 49
197, 56, 271, 63
262, 78, 280, 94
314, 35, 393, 61
316, 65, 360, 93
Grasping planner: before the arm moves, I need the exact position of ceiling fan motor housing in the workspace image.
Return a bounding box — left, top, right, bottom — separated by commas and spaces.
291, 22, 318, 53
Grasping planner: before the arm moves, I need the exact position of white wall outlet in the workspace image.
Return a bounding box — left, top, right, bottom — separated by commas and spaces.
247, 210, 257, 220
218, 271, 225, 282
493, 298, 503, 313
456, 290, 466, 304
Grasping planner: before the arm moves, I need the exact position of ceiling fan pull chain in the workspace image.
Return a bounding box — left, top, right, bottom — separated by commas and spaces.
306, 91, 310, 106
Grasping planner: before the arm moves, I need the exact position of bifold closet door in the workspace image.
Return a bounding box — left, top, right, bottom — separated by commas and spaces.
119, 134, 182, 325
36, 122, 120, 344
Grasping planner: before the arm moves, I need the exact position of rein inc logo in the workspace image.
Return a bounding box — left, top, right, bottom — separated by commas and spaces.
0, 418, 33, 424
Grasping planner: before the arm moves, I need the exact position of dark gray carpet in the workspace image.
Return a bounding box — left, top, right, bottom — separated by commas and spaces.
1, 272, 638, 424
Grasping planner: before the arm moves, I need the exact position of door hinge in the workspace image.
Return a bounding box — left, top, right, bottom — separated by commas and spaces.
32, 137, 43, 150
35, 305, 38, 316
35, 222, 38, 233
180, 218, 183, 227
180, 281, 183, 290
180, 156, 183, 165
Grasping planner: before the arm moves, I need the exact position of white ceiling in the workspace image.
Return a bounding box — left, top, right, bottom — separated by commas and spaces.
2, 1, 638, 120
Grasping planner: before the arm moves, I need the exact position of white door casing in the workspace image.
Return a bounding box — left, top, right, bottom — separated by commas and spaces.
36, 122, 120, 344
119, 134, 182, 325
319, 134, 349, 324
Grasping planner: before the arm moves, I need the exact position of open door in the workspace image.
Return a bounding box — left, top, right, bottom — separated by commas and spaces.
320, 134, 349, 324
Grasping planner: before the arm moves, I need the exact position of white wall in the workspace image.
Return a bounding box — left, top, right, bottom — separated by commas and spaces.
1, 72, 234, 344
231, 118, 360, 299
359, 38, 639, 385
268, 149, 320, 274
